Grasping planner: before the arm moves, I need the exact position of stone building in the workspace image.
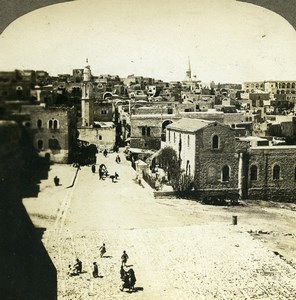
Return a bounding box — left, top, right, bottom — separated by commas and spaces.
93, 101, 114, 122
165, 118, 296, 201
166, 119, 249, 198
21, 105, 77, 163
243, 80, 296, 95
0, 70, 35, 101
130, 108, 246, 151
247, 146, 296, 201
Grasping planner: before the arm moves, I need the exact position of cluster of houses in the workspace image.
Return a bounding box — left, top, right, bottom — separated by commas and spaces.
1, 60, 296, 201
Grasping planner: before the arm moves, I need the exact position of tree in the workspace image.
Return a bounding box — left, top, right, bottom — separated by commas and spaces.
157, 146, 194, 195
157, 147, 180, 182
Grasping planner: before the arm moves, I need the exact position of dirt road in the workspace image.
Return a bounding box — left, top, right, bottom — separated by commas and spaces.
23, 150, 296, 299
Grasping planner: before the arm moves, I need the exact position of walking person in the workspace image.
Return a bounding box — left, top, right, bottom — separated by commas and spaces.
99, 243, 106, 258
120, 266, 126, 280
103, 149, 108, 157
121, 250, 129, 267
120, 271, 130, 292
115, 155, 121, 164
128, 268, 136, 292
54, 176, 60, 186
92, 262, 98, 278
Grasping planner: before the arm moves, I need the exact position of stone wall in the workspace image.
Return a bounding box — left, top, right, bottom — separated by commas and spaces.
195, 123, 247, 198
248, 147, 296, 202
21, 105, 77, 163
78, 127, 115, 149
130, 114, 178, 150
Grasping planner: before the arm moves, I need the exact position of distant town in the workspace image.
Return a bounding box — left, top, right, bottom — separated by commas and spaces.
1, 59, 296, 201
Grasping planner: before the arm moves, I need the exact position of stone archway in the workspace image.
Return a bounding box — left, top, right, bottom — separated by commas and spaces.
161, 120, 173, 142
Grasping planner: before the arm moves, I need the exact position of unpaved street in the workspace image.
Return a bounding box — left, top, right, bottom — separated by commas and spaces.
23, 150, 296, 299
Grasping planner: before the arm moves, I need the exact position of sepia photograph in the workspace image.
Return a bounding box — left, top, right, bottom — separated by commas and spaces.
0, 0, 296, 299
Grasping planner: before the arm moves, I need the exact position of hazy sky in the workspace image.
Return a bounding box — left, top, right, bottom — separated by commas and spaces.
0, 0, 296, 84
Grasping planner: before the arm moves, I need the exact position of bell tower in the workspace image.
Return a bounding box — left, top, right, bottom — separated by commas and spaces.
81, 59, 94, 127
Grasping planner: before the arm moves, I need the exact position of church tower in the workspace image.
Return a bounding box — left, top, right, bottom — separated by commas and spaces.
186, 56, 192, 81
81, 59, 94, 127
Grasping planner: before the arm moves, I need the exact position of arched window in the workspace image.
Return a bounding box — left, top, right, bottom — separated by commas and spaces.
287, 83, 291, 88
37, 119, 42, 128
282, 83, 286, 88
53, 120, 58, 129
99, 135, 102, 140
212, 135, 219, 149
292, 83, 295, 89
37, 140, 43, 149
147, 127, 151, 137
142, 127, 146, 136
222, 165, 230, 182
250, 165, 258, 181
48, 119, 53, 129
273, 165, 280, 180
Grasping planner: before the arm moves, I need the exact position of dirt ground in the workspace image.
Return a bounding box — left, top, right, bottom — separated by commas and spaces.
23, 151, 296, 299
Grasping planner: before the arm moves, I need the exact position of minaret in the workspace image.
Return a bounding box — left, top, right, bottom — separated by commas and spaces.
81, 59, 94, 127
186, 56, 192, 81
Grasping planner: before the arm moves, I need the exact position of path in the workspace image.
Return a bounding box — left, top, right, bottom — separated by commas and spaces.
23, 150, 296, 299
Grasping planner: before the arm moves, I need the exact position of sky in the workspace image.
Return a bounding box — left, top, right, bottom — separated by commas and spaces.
0, 0, 296, 85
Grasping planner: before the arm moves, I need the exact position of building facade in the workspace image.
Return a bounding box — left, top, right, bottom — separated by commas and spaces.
21, 105, 77, 163
165, 118, 296, 201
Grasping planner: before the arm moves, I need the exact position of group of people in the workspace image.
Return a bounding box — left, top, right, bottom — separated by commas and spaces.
91, 163, 119, 182
68, 243, 107, 278
120, 250, 137, 292
120, 266, 136, 292
67, 248, 138, 292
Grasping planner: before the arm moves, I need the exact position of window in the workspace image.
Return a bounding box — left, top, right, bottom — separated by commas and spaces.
99, 135, 102, 140
250, 165, 258, 181
187, 135, 190, 147
37, 140, 43, 149
212, 135, 219, 149
273, 165, 280, 180
142, 126, 151, 136
48, 119, 53, 129
222, 165, 230, 182
48, 119, 59, 129
37, 119, 42, 128
101, 110, 107, 114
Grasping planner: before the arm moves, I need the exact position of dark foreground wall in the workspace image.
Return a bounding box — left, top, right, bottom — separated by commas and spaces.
0, 121, 57, 300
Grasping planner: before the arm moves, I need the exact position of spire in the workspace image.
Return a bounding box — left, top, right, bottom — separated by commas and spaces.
188, 56, 191, 73
186, 56, 191, 80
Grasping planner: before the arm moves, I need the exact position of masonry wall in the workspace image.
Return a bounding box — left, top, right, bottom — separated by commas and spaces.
247, 147, 296, 202
78, 127, 115, 150
194, 123, 248, 198
21, 105, 77, 163
130, 115, 180, 150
